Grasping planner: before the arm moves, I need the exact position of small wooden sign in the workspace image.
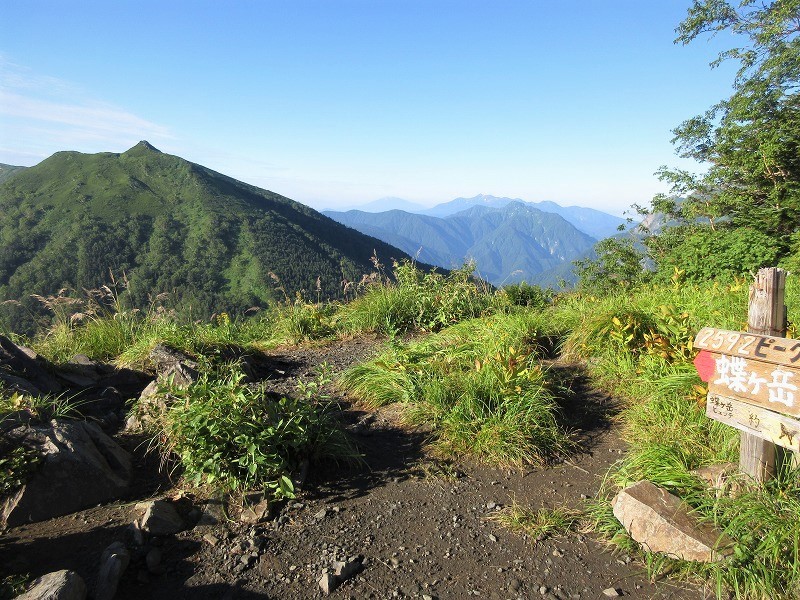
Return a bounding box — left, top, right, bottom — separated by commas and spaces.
706, 394, 800, 453
693, 327, 800, 418
694, 327, 800, 368
694, 349, 800, 417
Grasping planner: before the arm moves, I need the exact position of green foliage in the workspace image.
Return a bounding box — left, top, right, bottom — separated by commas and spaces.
266, 296, 337, 346
490, 502, 583, 541
650, 226, 780, 282
573, 237, 648, 293
0, 444, 41, 499
652, 0, 800, 270
339, 260, 493, 335
342, 311, 571, 466
156, 365, 356, 498
0, 574, 28, 600
496, 282, 552, 309
573, 304, 695, 364
558, 275, 800, 599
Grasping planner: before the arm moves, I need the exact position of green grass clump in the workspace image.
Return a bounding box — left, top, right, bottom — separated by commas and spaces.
490, 501, 583, 541
338, 260, 494, 335
342, 311, 571, 466
153, 365, 357, 499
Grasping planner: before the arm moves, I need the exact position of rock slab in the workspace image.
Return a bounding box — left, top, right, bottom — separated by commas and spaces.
2, 420, 132, 527
139, 499, 184, 535
612, 480, 734, 562
16, 570, 87, 600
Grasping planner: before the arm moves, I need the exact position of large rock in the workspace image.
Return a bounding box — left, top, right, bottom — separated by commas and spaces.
0, 335, 63, 395
1, 420, 132, 527
16, 569, 87, 600
612, 480, 733, 562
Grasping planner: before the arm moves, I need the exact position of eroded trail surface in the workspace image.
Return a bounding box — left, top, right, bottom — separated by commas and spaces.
1, 336, 707, 599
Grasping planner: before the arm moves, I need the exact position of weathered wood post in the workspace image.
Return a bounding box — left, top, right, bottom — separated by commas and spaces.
740, 267, 787, 482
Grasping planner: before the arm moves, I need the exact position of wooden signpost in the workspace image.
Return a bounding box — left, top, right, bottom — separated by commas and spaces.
693, 267, 791, 482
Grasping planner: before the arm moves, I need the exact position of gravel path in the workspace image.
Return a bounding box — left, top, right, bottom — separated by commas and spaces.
1, 336, 709, 599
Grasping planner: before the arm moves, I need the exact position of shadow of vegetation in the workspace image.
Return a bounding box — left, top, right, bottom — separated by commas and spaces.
549, 362, 622, 451
301, 406, 430, 504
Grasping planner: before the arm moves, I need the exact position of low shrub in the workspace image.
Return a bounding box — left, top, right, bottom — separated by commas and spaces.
155, 365, 357, 498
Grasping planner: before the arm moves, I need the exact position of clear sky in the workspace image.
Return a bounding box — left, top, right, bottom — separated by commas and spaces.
0, 1, 738, 216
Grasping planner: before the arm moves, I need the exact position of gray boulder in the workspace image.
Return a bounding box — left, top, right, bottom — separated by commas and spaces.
612, 480, 734, 562
2, 420, 132, 527
16, 570, 87, 600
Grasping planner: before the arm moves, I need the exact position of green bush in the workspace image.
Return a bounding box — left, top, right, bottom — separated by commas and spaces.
157, 366, 356, 498
496, 282, 552, 309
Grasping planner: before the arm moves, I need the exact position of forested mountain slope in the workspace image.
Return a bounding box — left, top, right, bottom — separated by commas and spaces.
325, 201, 597, 286
0, 142, 412, 327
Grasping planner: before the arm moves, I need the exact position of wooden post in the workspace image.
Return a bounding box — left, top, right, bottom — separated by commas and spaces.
740, 267, 787, 482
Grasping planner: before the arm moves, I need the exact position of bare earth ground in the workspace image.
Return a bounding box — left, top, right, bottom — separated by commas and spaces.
1, 336, 709, 600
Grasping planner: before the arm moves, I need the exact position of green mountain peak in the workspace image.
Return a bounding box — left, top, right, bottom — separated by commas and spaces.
0, 144, 413, 332
124, 140, 162, 155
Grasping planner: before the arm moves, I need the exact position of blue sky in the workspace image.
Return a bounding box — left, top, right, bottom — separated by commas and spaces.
1, 1, 738, 216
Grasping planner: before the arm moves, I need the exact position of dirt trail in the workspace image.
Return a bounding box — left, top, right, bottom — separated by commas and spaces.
1, 336, 708, 599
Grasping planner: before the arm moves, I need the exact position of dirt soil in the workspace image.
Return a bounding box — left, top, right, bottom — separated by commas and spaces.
1, 335, 710, 600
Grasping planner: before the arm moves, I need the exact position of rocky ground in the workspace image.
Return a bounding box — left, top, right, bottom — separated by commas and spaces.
0, 336, 710, 599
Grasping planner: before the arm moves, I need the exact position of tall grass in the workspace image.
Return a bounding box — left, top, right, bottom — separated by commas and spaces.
338, 261, 496, 335
342, 310, 572, 466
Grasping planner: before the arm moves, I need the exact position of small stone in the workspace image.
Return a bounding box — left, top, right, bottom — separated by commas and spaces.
488, 534, 498, 542
240, 497, 270, 524
315, 508, 328, 521
509, 578, 522, 592
203, 533, 220, 546
539, 585, 549, 595
486, 502, 497, 510
95, 547, 130, 600
318, 572, 339, 594
140, 500, 183, 536
334, 556, 362, 581
602, 588, 621, 597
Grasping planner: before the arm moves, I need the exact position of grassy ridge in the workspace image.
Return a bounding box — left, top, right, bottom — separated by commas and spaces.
547, 277, 800, 599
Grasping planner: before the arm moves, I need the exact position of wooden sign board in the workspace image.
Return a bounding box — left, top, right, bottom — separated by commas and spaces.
694, 327, 800, 368
693, 328, 800, 418
706, 394, 800, 454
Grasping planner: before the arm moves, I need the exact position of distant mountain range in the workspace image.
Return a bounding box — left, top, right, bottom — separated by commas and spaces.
325, 200, 601, 287
0, 142, 416, 330
335, 193, 627, 241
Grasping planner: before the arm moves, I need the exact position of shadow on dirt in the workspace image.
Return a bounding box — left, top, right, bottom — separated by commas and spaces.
302, 405, 430, 504
549, 362, 621, 450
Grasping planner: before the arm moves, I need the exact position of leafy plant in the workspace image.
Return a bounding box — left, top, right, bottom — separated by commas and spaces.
158, 365, 356, 499
0, 445, 41, 499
